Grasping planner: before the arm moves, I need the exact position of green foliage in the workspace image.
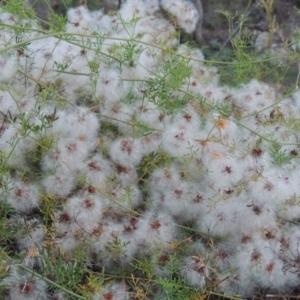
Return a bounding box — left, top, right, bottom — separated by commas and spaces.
39, 194, 59, 226
268, 142, 295, 166
145, 53, 191, 113
0, 247, 11, 289
19, 264, 87, 300
0, 200, 16, 247
1, 0, 300, 299
31, 134, 56, 172
154, 254, 200, 300
282, 114, 300, 131
0, 0, 35, 19
132, 120, 154, 138
208, 4, 297, 90
18, 106, 56, 137
39, 245, 87, 293
137, 150, 171, 186
155, 276, 200, 300
78, 272, 105, 298
109, 39, 144, 68
106, 235, 130, 258
99, 121, 120, 140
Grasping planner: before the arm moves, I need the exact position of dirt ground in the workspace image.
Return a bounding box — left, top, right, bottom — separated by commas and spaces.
29, 0, 300, 53
202, 0, 300, 50
25, 0, 300, 91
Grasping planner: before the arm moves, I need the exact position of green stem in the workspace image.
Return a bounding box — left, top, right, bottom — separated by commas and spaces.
209, 291, 243, 300
19, 265, 86, 300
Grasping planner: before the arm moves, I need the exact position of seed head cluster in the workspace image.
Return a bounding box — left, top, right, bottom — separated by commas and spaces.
1, 1, 300, 298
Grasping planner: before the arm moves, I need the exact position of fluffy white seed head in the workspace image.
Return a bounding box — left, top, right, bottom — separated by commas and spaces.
5, 179, 40, 214
109, 137, 143, 168
0, 55, 17, 83
160, 0, 200, 33
41, 167, 76, 197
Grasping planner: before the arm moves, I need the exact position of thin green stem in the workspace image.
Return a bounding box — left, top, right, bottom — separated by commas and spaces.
1, 22, 298, 66
209, 291, 243, 300
239, 88, 297, 120
19, 265, 86, 300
